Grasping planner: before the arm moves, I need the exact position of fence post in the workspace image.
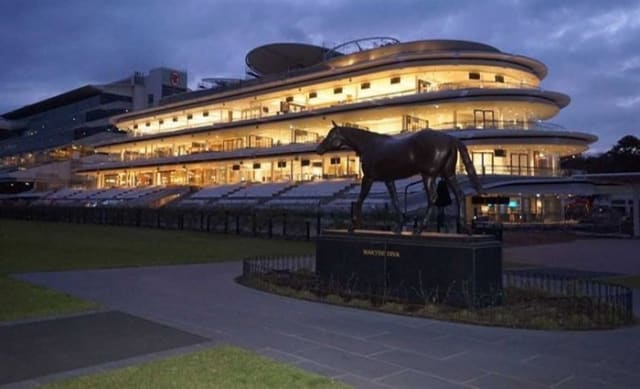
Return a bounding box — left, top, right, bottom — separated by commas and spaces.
282, 213, 287, 237
252, 213, 257, 237
316, 212, 322, 236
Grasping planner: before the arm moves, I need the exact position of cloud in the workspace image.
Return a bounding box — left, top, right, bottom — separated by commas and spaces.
0, 0, 638, 151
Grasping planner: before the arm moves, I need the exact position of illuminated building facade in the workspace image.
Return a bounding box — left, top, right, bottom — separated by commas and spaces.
79, 38, 597, 221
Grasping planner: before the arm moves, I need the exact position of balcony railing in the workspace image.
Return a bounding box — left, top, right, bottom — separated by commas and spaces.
458, 165, 568, 177
130, 80, 546, 137
430, 120, 565, 131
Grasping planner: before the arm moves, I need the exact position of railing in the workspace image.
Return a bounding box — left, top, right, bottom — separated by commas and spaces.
241, 255, 635, 325
435, 80, 540, 92
130, 81, 549, 138
432, 120, 565, 131
503, 269, 634, 324
469, 165, 568, 177
0, 205, 350, 241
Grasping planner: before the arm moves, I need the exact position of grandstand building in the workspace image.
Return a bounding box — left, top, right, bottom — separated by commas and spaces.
29, 38, 603, 222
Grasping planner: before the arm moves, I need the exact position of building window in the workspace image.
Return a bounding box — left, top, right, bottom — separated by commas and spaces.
285, 96, 294, 102
495, 75, 504, 83
232, 164, 241, 171
145, 122, 150, 127
253, 163, 261, 169
203, 111, 209, 117
333, 87, 343, 94
469, 72, 481, 80
187, 114, 193, 120
172, 117, 178, 122
159, 119, 164, 125
277, 160, 287, 168
330, 157, 341, 165
390, 76, 401, 84
133, 124, 138, 129
301, 159, 310, 166
308, 92, 317, 99
361, 82, 371, 90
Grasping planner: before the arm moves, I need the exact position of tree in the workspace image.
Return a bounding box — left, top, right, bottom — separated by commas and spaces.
561, 135, 640, 173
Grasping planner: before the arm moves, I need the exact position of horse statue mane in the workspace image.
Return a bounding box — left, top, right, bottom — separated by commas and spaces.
317, 121, 483, 233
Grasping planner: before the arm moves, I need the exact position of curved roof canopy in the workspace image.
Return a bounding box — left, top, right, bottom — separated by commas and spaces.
245, 43, 330, 77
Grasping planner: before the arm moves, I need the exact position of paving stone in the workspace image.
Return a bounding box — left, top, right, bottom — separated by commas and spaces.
553, 376, 615, 389
376, 370, 470, 389
526, 354, 640, 387
337, 373, 393, 389
296, 346, 402, 379
294, 360, 346, 378
225, 327, 318, 353
306, 316, 426, 339
371, 349, 485, 382
256, 348, 304, 364
448, 350, 571, 386
467, 373, 547, 389
368, 331, 471, 359
261, 318, 391, 354
419, 320, 515, 343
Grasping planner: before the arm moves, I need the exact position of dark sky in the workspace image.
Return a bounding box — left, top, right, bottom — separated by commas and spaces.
1, 0, 638, 152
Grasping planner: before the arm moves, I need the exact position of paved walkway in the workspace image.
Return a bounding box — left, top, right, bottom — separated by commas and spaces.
0, 311, 207, 385
504, 239, 640, 275
12, 259, 640, 389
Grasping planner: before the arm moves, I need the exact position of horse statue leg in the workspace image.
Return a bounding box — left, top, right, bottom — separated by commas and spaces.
444, 175, 468, 234
417, 174, 438, 234
384, 180, 403, 233
351, 177, 373, 232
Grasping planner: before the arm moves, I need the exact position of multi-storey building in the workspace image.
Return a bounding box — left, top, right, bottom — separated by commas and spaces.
77, 38, 597, 221
0, 67, 187, 189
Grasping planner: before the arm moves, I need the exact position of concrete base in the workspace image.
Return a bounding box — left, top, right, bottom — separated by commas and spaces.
316, 229, 503, 306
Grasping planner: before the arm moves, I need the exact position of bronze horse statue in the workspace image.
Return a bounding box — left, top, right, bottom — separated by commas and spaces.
316, 122, 483, 233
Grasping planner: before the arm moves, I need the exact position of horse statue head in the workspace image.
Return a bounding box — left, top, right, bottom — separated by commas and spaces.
316, 121, 346, 155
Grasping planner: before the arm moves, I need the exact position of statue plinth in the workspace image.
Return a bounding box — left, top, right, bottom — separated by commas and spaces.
316, 229, 502, 306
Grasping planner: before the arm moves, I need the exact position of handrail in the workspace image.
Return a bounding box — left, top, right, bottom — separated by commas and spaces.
403, 179, 424, 214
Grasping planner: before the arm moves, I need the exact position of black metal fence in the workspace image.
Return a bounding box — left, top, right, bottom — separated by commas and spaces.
0, 204, 426, 240
0, 205, 355, 240
242, 255, 635, 326
503, 269, 634, 324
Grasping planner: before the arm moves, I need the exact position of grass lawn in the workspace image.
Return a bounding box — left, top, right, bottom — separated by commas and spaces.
0, 219, 314, 274
0, 218, 314, 322
607, 275, 640, 289
46, 346, 348, 389
0, 276, 99, 322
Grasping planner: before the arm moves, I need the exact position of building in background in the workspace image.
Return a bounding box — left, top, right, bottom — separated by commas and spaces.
0, 67, 187, 189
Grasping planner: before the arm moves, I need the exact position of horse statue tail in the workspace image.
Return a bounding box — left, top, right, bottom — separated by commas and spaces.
456, 140, 483, 194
